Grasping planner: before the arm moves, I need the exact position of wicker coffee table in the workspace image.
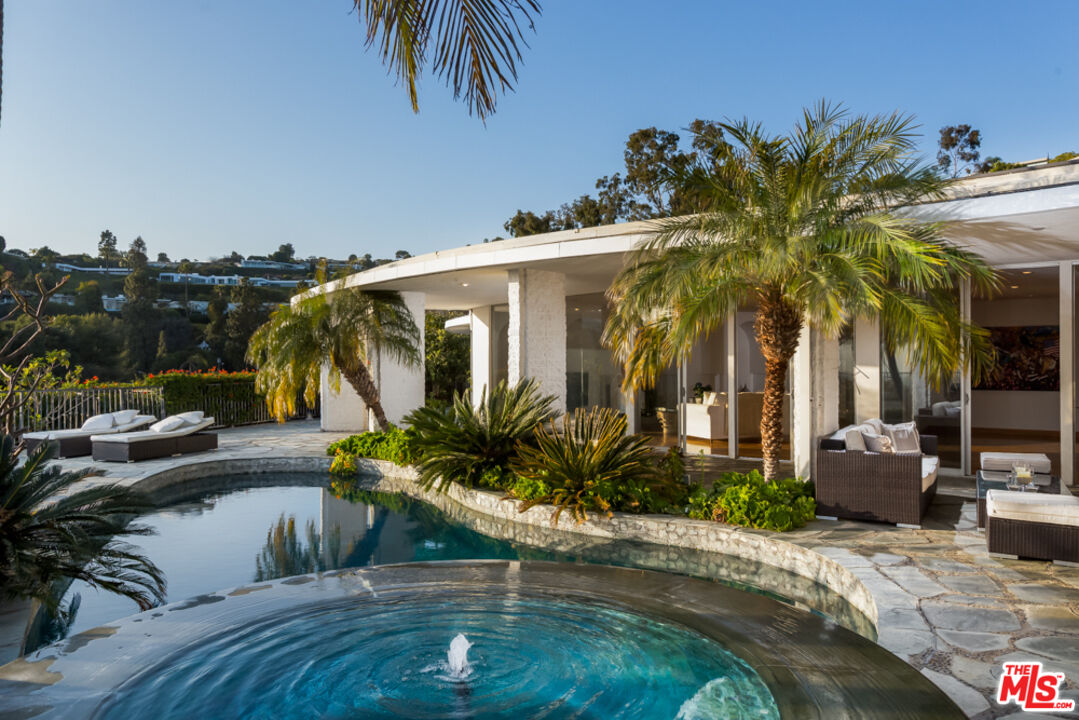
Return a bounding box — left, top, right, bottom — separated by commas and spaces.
976, 470, 1059, 529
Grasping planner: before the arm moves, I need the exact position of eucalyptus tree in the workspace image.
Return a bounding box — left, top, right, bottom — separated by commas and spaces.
248, 279, 420, 431
604, 102, 999, 480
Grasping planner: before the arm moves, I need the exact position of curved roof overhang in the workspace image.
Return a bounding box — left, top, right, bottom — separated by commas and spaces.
313, 162, 1079, 311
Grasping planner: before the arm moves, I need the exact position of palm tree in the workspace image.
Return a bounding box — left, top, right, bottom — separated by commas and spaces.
0, 1, 540, 127
0, 437, 166, 613
604, 102, 1000, 480
248, 283, 421, 431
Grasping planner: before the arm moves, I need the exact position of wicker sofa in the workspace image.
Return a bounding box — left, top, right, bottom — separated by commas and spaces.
815, 421, 939, 527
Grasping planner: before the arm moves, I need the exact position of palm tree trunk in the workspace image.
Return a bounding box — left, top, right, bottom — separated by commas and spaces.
754, 292, 803, 480
338, 358, 391, 432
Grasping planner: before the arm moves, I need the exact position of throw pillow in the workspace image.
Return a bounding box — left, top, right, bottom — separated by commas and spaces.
844, 428, 867, 452
111, 409, 139, 425
81, 413, 115, 431
176, 410, 205, 426
151, 416, 186, 433
886, 421, 921, 453
861, 431, 895, 454
863, 418, 886, 435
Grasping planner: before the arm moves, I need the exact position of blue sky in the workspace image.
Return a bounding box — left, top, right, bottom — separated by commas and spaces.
1, 1, 1077, 261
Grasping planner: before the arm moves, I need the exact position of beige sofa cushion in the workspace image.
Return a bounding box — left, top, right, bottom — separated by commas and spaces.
986, 489, 1079, 526
887, 421, 921, 453
921, 456, 939, 491
981, 452, 1052, 475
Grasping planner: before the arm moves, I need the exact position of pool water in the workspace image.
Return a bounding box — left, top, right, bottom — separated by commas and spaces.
93, 593, 780, 720
47, 479, 564, 643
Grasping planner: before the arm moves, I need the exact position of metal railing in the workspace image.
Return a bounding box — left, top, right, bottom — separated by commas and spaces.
13, 381, 319, 433
12, 387, 166, 433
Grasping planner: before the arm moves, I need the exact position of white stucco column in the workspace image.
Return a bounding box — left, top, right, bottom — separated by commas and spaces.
469, 306, 493, 406
378, 291, 426, 426
507, 269, 567, 413
791, 326, 840, 479
853, 316, 881, 422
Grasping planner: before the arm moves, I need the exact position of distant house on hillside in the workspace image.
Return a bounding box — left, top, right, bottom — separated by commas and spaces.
55, 263, 132, 276
238, 259, 308, 271
159, 272, 303, 288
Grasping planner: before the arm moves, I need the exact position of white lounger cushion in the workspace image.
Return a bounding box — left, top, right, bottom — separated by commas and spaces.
112, 409, 140, 425
986, 489, 1079, 526
980, 452, 1052, 474
921, 456, 938, 492
92, 417, 215, 444
81, 413, 115, 431
24, 415, 156, 441
150, 416, 186, 433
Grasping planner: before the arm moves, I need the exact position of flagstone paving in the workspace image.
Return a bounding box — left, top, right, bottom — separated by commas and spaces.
4, 420, 1078, 718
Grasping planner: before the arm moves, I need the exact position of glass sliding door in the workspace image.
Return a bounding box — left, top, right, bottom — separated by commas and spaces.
970, 267, 1061, 474
565, 293, 624, 414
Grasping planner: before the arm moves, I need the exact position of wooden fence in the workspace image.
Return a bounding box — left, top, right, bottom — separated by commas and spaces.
13, 382, 318, 433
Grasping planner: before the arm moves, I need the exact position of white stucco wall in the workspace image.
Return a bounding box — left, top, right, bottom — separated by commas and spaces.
320, 291, 426, 432
508, 269, 567, 413
320, 361, 369, 432
378, 291, 426, 426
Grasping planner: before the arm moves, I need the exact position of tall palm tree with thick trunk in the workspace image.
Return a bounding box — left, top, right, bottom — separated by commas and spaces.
248, 284, 421, 432
604, 102, 1000, 480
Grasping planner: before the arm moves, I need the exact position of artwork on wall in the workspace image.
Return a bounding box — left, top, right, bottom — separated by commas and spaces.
976, 325, 1060, 391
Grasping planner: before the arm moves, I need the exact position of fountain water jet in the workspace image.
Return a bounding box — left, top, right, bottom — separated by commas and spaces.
446, 633, 473, 679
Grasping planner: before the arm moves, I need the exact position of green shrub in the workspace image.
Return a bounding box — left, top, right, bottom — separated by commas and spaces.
326, 426, 419, 468
687, 471, 815, 532
510, 407, 690, 524
404, 379, 558, 492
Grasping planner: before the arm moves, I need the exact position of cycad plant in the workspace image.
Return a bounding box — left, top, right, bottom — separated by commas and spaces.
605, 102, 999, 479
248, 282, 420, 432
404, 379, 557, 492
511, 407, 682, 524
0, 437, 165, 613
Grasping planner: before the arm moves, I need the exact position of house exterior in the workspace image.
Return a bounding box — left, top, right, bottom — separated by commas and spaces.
158, 272, 302, 288
314, 161, 1079, 489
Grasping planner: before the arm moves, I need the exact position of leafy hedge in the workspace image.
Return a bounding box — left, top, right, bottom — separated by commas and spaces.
687, 471, 816, 532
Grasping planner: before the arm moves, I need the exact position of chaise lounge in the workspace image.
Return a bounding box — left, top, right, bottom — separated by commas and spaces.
23, 410, 158, 458
985, 489, 1079, 565
91, 411, 217, 462
815, 418, 939, 527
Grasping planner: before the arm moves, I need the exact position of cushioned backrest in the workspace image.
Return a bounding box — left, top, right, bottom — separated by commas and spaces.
151, 416, 186, 433
176, 410, 205, 426
111, 409, 139, 425
81, 413, 115, 431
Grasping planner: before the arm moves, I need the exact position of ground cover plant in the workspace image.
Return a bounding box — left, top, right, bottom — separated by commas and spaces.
327, 425, 419, 472
687, 471, 816, 532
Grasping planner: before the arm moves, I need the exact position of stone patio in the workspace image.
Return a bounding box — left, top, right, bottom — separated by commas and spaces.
2, 420, 1078, 719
